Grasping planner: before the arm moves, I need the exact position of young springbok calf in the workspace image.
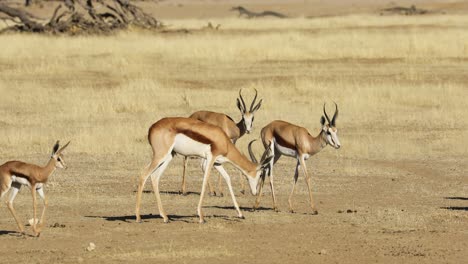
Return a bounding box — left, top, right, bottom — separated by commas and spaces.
252, 103, 341, 214
0, 141, 70, 236
135, 117, 272, 224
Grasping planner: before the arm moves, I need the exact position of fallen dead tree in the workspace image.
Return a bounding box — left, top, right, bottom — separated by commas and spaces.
230, 6, 287, 19
0, 0, 161, 34
380, 5, 428, 16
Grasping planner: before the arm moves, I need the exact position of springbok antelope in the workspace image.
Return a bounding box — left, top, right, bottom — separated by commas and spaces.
135, 117, 272, 224
181, 88, 262, 196
0, 141, 70, 236
252, 103, 340, 214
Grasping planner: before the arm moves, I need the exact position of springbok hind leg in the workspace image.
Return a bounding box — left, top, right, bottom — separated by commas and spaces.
180, 156, 189, 195
6, 183, 25, 235
150, 154, 173, 223
136, 158, 167, 223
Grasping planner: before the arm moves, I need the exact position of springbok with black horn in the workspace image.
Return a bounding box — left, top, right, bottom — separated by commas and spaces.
252, 103, 340, 214
181, 88, 262, 196
0, 141, 70, 237
135, 117, 272, 224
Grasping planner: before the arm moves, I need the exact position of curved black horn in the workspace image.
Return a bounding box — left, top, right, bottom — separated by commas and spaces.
248, 140, 258, 163
238, 88, 247, 113
323, 103, 331, 124
249, 88, 258, 112
331, 102, 338, 126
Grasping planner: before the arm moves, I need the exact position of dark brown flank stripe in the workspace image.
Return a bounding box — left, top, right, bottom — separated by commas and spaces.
273, 131, 296, 150
181, 129, 214, 145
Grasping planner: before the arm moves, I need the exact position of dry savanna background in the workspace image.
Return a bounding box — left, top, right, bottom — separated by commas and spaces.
0, 0, 467, 263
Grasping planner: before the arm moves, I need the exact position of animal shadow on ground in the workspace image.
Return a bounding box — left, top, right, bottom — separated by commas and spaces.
132, 190, 201, 196
207, 205, 271, 212
441, 197, 468, 211
85, 213, 241, 223
444, 197, 468, 200
0, 230, 20, 236
440, 207, 468, 211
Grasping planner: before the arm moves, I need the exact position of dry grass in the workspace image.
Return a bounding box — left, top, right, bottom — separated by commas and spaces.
0, 16, 467, 164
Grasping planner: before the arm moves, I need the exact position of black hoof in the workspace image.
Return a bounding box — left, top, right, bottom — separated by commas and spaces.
238, 216, 245, 219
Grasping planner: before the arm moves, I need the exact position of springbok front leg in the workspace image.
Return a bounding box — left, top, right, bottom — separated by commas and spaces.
6, 183, 25, 234
214, 165, 243, 218
288, 161, 300, 213
298, 156, 318, 215
198, 155, 215, 223
31, 184, 39, 236
35, 186, 48, 234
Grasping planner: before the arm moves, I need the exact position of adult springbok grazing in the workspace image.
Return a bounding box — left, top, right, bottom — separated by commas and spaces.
181, 88, 263, 196
0, 141, 70, 237
135, 117, 272, 224
252, 103, 341, 214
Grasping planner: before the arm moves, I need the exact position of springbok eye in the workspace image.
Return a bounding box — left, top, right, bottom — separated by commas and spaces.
57, 157, 62, 162
252, 116, 255, 122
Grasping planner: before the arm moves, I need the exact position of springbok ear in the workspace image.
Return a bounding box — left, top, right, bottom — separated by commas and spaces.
52, 140, 60, 154
56, 141, 71, 155
320, 116, 326, 126
236, 98, 245, 113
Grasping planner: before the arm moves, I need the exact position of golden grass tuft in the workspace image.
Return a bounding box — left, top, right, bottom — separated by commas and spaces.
0, 15, 466, 163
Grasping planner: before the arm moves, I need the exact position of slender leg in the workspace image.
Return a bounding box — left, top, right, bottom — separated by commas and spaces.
268, 144, 281, 212
150, 154, 173, 223
36, 186, 48, 233
288, 161, 300, 213
6, 184, 25, 234
217, 174, 224, 197
299, 157, 318, 214
239, 171, 245, 195
136, 159, 165, 222
254, 147, 281, 211
198, 155, 215, 223
214, 165, 244, 218
180, 156, 189, 195
201, 159, 216, 196
31, 184, 39, 236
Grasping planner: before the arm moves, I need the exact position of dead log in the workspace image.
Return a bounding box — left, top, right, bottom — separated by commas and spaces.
230, 6, 287, 19
0, 0, 161, 34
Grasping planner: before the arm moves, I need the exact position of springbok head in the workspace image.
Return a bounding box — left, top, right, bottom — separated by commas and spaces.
247, 140, 273, 195
51, 140, 71, 169
320, 102, 341, 149
236, 88, 263, 134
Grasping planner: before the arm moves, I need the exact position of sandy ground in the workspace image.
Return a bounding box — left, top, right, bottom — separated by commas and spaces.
0, 153, 466, 263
